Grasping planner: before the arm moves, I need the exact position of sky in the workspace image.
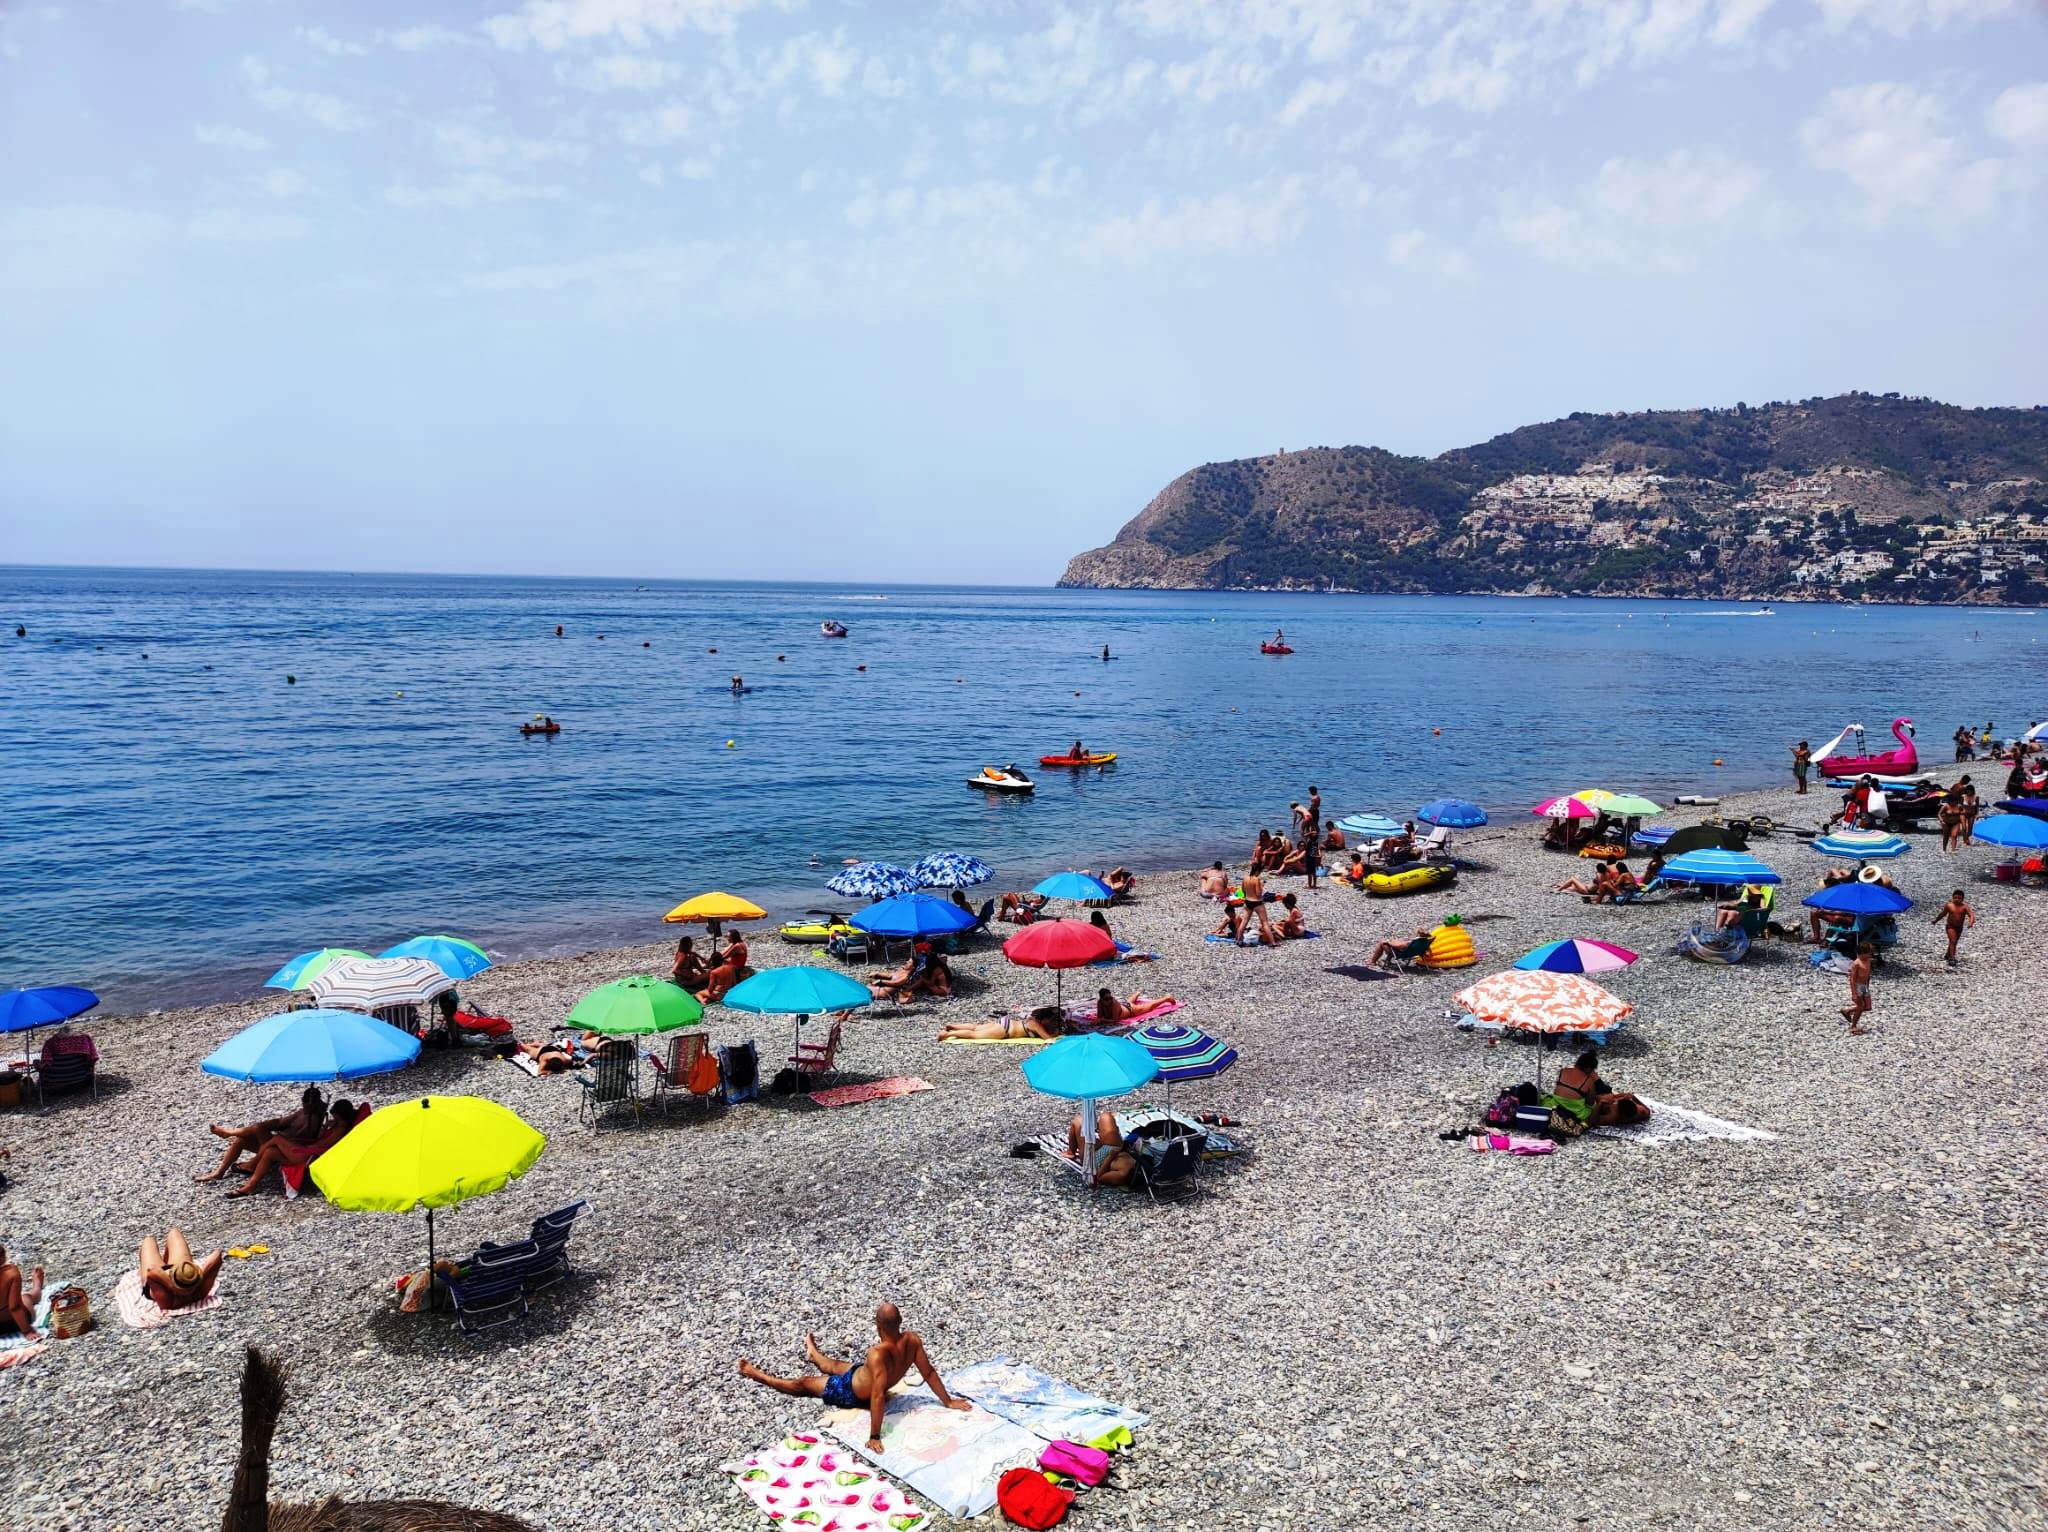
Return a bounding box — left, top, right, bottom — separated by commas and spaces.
2, 0, 2045, 584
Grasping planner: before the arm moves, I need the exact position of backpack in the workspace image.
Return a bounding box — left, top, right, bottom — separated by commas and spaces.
997, 1467, 1074, 1529
1038, 1440, 1109, 1486
718, 1042, 759, 1103
1482, 1091, 1519, 1128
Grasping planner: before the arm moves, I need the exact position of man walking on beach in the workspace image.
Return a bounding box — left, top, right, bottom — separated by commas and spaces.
739, 1302, 972, 1453
1842, 941, 1875, 1035
1791, 740, 1810, 795
1932, 890, 1976, 966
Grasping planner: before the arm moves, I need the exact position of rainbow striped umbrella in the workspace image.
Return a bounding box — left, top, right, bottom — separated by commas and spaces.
1514, 938, 1638, 975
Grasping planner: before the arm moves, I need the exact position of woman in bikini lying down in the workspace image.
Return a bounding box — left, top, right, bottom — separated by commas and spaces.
937, 1005, 1069, 1042
1093, 988, 1175, 1024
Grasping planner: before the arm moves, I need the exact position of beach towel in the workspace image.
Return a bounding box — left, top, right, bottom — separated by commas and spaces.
1590, 1098, 1777, 1148
1114, 1108, 1248, 1158
722, 1432, 930, 1531
1204, 932, 1320, 945
506, 1051, 544, 1077
113, 1269, 221, 1329
940, 1035, 1050, 1046
822, 1388, 1040, 1518
1468, 1132, 1554, 1155
808, 1076, 933, 1109
452, 1009, 514, 1039
1070, 998, 1180, 1027
0, 1292, 54, 1369
948, 1357, 1147, 1445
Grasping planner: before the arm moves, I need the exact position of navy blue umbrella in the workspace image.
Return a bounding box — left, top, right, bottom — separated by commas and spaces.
1801, 882, 1913, 915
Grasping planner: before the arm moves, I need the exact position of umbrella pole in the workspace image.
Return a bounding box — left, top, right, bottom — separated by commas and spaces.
426, 1206, 437, 1313
1080, 1093, 1096, 1189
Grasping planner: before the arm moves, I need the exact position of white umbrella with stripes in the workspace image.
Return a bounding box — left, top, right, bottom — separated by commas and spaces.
307, 956, 455, 1014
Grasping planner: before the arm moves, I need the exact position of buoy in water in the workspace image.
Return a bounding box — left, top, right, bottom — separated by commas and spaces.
396, 691, 404, 698
642, 641, 650, 648
1433, 728, 1442, 736
554, 625, 563, 637
776, 655, 785, 662
856, 664, 866, 672
708, 647, 718, 654
1713, 758, 1724, 766
725, 739, 735, 749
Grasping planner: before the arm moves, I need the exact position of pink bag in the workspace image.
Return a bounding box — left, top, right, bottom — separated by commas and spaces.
1038, 1440, 1109, 1486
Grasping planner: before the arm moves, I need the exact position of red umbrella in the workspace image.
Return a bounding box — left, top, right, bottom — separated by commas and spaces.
1002, 920, 1116, 1007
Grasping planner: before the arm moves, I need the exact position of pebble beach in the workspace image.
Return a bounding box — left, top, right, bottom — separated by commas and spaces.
3, 769, 2043, 1531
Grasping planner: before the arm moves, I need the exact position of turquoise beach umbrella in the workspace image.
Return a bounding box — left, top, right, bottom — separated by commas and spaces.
1033, 871, 1114, 902
201, 1009, 421, 1083
265, 949, 369, 991
723, 965, 872, 1056
380, 935, 492, 980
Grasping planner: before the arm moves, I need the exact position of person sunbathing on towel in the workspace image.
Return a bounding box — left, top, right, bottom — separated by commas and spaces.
1272, 892, 1307, 941
1369, 928, 1435, 970
998, 891, 1047, 922
1093, 988, 1173, 1024
740, 1303, 973, 1453
197, 1087, 327, 1183
520, 1036, 579, 1072
938, 1005, 1068, 1042
0, 1243, 43, 1335
222, 1101, 369, 1198
1065, 1108, 1140, 1187
1104, 867, 1136, 898
139, 1228, 223, 1310
1198, 861, 1229, 897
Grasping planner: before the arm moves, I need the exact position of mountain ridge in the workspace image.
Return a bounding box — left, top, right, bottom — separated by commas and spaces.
1057, 394, 2048, 604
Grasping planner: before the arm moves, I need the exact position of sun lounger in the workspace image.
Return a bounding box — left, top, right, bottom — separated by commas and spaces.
447, 1200, 588, 1335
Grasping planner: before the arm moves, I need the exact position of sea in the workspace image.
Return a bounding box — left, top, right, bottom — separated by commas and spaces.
5, 566, 2040, 1009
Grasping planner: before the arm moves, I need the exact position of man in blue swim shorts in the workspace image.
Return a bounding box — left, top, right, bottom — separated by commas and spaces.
740, 1301, 973, 1452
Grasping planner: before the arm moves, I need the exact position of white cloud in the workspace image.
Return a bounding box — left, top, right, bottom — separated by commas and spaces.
241, 56, 368, 131
1987, 82, 2048, 153
1801, 82, 2009, 226
482, 0, 766, 51
257, 168, 308, 198
186, 209, 309, 241
618, 103, 693, 145
570, 52, 678, 90
1500, 147, 1767, 266
1591, 147, 1766, 224
297, 25, 367, 57
1385, 227, 1473, 279
1815, 0, 2015, 34
1278, 75, 1348, 128
383, 24, 465, 52
1411, 30, 1514, 113
466, 241, 725, 293
386, 174, 568, 209
195, 123, 269, 151
436, 123, 587, 166
1711, 0, 1779, 43
1079, 176, 1314, 263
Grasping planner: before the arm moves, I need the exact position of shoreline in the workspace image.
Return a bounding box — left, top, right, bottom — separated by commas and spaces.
6, 764, 2044, 1529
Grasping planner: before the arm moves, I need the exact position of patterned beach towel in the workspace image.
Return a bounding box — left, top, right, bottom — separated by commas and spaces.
721, 1432, 930, 1530
1590, 1098, 1777, 1147
822, 1389, 1040, 1518
113, 1269, 222, 1329
948, 1356, 1148, 1445
808, 1077, 934, 1109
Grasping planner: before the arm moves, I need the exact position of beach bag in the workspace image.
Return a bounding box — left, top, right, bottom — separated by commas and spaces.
48, 1286, 90, 1338
1483, 1091, 1519, 1128
1039, 1440, 1110, 1486
686, 1048, 722, 1095
719, 1043, 758, 1103
997, 1467, 1074, 1528
1547, 1110, 1587, 1139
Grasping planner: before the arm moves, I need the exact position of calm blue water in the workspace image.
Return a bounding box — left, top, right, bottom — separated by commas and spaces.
5, 567, 2040, 1007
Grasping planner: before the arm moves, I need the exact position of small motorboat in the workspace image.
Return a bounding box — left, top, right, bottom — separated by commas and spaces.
1039, 752, 1117, 768
820, 620, 849, 638
1260, 643, 1294, 655
1816, 719, 1917, 777
519, 722, 561, 736
966, 764, 1035, 794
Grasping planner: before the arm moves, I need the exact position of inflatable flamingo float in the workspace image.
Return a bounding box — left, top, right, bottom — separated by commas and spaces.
1817, 718, 1917, 777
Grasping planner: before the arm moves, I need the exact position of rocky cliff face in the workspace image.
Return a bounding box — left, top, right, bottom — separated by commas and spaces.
1059, 395, 2048, 603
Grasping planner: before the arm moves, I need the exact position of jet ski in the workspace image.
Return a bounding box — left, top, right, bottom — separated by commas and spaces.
820, 620, 849, 638
966, 764, 1035, 794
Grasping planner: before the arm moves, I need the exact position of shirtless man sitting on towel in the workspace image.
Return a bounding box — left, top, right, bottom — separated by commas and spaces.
740, 1302, 972, 1452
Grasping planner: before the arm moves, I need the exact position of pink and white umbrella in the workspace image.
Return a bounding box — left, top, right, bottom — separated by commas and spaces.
1534, 795, 1598, 819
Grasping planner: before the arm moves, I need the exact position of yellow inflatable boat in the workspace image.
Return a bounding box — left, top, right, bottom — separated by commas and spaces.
1362, 861, 1456, 897
779, 916, 859, 944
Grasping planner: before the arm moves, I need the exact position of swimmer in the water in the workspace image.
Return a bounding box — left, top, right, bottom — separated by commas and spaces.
1101, 644, 1110, 661
731, 674, 745, 695
13, 626, 22, 638
554, 624, 563, 637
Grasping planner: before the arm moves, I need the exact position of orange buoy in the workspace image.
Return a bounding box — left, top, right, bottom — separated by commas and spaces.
1713, 758, 1724, 766
1432, 727, 1442, 736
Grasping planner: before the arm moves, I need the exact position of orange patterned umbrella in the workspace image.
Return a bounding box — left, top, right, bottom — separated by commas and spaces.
1453, 970, 1631, 1034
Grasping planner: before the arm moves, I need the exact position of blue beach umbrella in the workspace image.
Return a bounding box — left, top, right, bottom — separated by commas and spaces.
1972, 813, 2048, 850
0, 985, 99, 1063
1023, 1034, 1160, 1188
826, 861, 920, 900
1802, 882, 1913, 915
1417, 799, 1488, 828
379, 935, 493, 980
850, 892, 978, 938
201, 1008, 421, 1083
1660, 848, 1781, 886
1034, 871, 1114, 902
264, 949, 370, 991
912, 852, 994, 889
1994, 798, 2048, 821
724, 964, 874, 1055
1131, 1020, 1237, 1130
1810, 831, 1910, 860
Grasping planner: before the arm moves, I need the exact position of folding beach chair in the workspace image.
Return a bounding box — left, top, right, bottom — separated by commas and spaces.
578, 1051, 640, 1130
789, 1017, 843, 1082
1134, 1135, 1203, 1204
448, 1200, 589, 1333
33, 1032, 98, 1107
648, 1032, 720, 1115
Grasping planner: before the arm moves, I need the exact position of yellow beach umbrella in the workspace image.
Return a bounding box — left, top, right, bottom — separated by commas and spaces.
663, 890, 767, 949
311, 1095, 545, 1298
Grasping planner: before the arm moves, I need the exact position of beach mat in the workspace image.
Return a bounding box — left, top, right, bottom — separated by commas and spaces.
823, 1388, 1039, 1517
808, 1076, 933, 1109
721, 1431, 930, 1531
949, 1356, 1148, 1444
505, 1051, 544, 1077
1590, 1098, 1778, 1147
113, 1269, 222, 1329
1070, 998, 1180, 1026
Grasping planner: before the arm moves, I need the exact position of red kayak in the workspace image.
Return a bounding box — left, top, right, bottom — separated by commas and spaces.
1260, 643, 1293, 655
1040, 752, 1117, 767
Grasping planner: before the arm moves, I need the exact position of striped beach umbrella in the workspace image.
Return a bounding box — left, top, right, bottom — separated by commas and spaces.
1659, 848, 1781, 886
307, 956, 455, 1014
1131, 1022, 1237, 1083
1810, 830, 1910, 860
912, 852, 994, 889
1514, 938, 1638, 974
1573, 790, 1662, 816
1338, 812, 1402, 837
825, 861, 919, 900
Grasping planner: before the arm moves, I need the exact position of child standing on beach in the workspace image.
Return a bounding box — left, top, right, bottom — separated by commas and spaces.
1842, 942, 1875, 1035
1932, 890, 1976, 966
1791, 740, 1810, 794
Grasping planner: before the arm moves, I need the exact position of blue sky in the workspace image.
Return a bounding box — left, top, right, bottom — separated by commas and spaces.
2, 0, 2044, 583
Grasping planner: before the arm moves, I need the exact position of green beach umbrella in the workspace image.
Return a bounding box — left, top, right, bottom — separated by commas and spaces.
567, 975, 704, 1036
1574, 790, 1662, 817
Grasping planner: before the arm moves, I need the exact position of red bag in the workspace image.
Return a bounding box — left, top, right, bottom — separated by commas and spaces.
997, 1467, 1074, 1529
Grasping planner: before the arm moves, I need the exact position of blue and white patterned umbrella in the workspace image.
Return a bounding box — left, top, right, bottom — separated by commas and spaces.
912, 852, 994, 889
1338, 812, 1402, 836
1131, 1022, 1238, 1083
1660, 848, 1781, 886
825, 861, 919, 899
1811, 830, 1910, 860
